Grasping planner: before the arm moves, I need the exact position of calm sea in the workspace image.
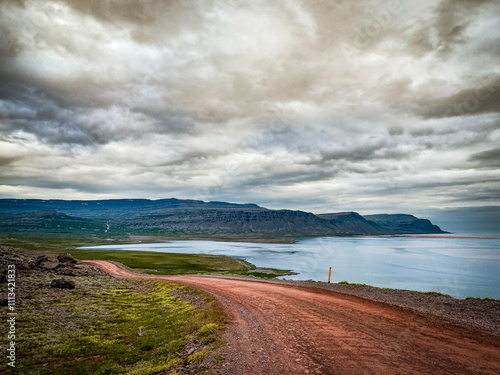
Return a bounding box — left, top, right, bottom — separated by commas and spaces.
80, 235, 500, 299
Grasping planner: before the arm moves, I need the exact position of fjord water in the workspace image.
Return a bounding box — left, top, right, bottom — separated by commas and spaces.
81, 236, 500, 299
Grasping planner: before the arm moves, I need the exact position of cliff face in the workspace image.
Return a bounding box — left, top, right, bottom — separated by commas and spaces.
0, 199, 447, 236
364, 214, 447, 234
125, 209, 338, 234
317, 212, 387, 234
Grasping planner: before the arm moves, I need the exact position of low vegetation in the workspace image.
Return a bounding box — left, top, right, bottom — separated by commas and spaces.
0, 235, 290, 373
0, 266, 226, 374
0, 234, 291, 279
72, 249, 291, 279
338, 280, 372, 286
465, 296, 496, 301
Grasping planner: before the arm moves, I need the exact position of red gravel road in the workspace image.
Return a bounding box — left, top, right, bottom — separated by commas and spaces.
85, 260, 500, 375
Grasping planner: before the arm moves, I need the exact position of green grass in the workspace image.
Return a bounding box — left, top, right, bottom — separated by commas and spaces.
422, 291, 452, 298
338, 280, 372, 286
0, 233, 117, 253
72, 249, 253, 275
0, 234, 292, 278
0, 234, 290, 374
465, 296, 497, 301
71, 249, 291, 278
2, 276, 226, 375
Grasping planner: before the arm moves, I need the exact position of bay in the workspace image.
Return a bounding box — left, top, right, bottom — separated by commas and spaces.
80, 236, 500, 299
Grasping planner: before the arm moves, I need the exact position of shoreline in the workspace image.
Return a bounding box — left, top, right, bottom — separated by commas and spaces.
400, 234, 500, 240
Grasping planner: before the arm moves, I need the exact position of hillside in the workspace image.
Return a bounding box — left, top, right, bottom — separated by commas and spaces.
364, 214, 446, 234
317, 212, 386, 235
0, 211, 106, 233
0, 198, 446, 237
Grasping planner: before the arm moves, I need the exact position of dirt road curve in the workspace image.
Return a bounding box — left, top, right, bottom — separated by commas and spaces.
85, 260, 500, 375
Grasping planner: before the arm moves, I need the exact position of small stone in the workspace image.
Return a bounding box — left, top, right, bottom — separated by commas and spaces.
50, 279, 76, 289
41, 261, 58, 270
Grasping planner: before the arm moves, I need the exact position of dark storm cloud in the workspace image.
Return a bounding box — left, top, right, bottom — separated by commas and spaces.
233, 168, 336, 190
402, 0, 496, 57
415, 76, 500, 119
0, 155, 21, 167
320, 141, 411, 163
469, 148, 500, 168
432, 0, 489, 52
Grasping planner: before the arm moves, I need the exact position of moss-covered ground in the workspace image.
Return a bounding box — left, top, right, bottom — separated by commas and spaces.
1, 270, 226, 375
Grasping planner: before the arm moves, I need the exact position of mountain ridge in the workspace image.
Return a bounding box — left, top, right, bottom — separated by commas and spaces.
0, 198, 447, 236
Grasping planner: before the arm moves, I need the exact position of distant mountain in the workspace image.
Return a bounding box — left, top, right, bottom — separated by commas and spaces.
126, 209, 338, 235
317, 212, 386, 234
0, 210, 105, 233
0, 198, 261, 218
364, 214, 446, 234
0, 198, 447, 237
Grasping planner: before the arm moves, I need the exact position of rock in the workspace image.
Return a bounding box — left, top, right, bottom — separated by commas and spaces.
40, 261, 58, 270
57, 253, 78, 264
60, 268, 77, 276
36, 255, 49, 265
17, 261, 30, 270
50, 279, 76, 289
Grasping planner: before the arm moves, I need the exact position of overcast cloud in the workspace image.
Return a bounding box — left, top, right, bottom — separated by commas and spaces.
1, 0, 499, 213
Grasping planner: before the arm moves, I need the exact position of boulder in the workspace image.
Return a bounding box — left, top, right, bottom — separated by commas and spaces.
17, 261, 30, 270
57, 253, 78, 264
36, 255, 49, 265
50, 279, 76, 289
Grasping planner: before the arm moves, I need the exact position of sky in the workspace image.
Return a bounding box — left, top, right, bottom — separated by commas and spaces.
1, 0, 499, 214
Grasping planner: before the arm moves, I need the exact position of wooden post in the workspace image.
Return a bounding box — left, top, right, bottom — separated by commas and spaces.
328, 267, 332, 283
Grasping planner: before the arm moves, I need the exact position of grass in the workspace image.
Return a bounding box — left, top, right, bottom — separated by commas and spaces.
1, 274, 226, 375
0, 233, 291, 374
465, 296, 497, 301
422, 291, 452, 298
70, 249, 291, 278
71, 249, 254, 275
0, 233, 292, 278
338, 280, 372, 286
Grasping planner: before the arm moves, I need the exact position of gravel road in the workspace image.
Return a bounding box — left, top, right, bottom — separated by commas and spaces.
86, 260, 500, 375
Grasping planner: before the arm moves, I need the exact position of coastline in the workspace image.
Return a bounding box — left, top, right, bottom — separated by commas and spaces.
400, 234, 500, 240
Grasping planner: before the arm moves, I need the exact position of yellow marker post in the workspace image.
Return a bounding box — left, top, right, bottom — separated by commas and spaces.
328, 267, 332, 283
